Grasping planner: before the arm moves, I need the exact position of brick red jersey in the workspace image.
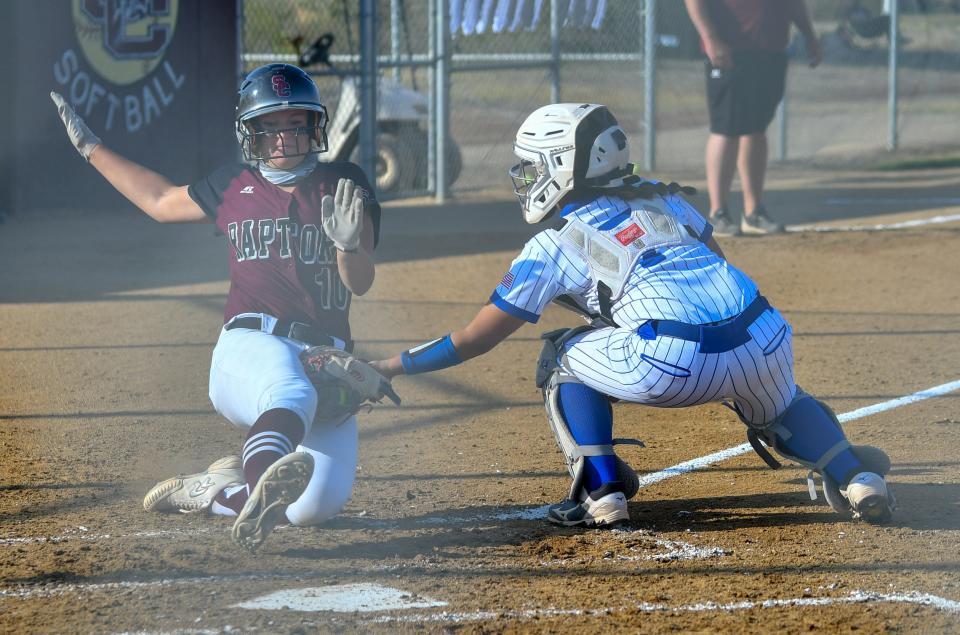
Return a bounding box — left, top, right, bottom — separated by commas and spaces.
188, 161, 381, 342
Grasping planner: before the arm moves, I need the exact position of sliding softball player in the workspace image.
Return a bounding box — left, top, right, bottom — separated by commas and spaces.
52, 63, 390, 551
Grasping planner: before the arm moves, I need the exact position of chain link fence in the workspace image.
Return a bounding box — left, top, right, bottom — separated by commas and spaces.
241, 0, 960, 200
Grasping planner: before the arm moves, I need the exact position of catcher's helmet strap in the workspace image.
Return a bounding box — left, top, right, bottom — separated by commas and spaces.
580, 166, 634, 187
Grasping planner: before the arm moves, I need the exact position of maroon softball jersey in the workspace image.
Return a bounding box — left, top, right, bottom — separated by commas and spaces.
188, 161, 381, 342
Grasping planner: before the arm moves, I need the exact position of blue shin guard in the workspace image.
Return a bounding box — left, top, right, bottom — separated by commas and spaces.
752, 389, 865, 496
746, 389, 894, 518
774, 396, 862, 486
537, 327, 640, 500
557, 382, 617, 491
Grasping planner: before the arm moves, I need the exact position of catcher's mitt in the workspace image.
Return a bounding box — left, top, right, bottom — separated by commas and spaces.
300, 346, 401, 422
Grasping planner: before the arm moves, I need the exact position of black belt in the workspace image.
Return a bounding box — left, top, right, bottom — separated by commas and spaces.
225, 315, 352, 351
640, 295, 771, 354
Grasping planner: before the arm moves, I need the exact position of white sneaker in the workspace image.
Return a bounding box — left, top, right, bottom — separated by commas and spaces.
740, 205, 785, 235
841, 472, 894, 523
232, 452, 314, 552
143, 455, 244, 513
547, 482, 630, 528
709, 208, 741, 237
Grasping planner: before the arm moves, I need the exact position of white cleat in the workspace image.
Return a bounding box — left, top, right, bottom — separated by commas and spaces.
143, 455, 244, 514
232, 452, 314, 552
841, 471, 894, 524
547, 482, 630, 528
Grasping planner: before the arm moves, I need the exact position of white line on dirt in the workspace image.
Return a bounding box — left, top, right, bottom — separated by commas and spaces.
788, 212, 960, 233
113, 630, 222, 635
366, 590, 960, 624
638, 537, 729, 562
635, 378, 960, 489
6, 574, 958, 622
824, 198, 960, 206
0, 528, 213, 546
3, 380, 958, 550
0, 573, 304, 600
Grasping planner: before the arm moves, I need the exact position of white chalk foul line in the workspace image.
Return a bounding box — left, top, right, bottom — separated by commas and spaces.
637, 378, 960, 489
5, 574, 958, 621
825, 198, 960, 206
367, 589, 960, 624
3, 380, 958, 548
0, 527, 214, 546
788, 212, 960, 233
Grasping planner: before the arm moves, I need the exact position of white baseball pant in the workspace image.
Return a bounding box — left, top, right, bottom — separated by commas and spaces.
560, 306, 796, 426
208, 324, 356, 526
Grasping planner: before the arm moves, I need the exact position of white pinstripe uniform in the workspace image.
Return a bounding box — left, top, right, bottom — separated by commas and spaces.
491, 188, 796, 427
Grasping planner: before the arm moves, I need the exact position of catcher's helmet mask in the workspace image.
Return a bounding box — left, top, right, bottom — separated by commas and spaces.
508, 155, 545, 205
236, 63, 329, 162
510, 103, 631, 224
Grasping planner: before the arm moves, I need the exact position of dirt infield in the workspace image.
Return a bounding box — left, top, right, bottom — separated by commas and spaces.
1, 166, 959, 633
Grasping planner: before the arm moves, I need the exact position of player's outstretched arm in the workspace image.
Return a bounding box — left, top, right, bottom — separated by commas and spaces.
323, 178, 376, 295
50, 92, 207, 224
371, 303, 526, 380
452, 303, 527, 359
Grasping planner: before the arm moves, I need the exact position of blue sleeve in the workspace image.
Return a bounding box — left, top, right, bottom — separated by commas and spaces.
489, 292, 541, 323
401, 334, 463, 374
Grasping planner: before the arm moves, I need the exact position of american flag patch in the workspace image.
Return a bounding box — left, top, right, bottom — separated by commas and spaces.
500, 271, 515, 289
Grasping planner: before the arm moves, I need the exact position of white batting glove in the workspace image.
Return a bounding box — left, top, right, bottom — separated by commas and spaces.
50, 91, 101, 161
321, 178, 365, 252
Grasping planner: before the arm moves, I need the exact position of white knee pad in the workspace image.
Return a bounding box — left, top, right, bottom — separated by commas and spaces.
285, 477, 353, 526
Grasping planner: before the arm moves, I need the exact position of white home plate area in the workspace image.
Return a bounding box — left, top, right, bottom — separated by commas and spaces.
2, 380, 958, 624
232, 583, 447, 612
228, 585, 960, 621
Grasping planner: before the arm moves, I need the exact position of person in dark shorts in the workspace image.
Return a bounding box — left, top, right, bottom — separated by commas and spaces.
685, 0, 822, 235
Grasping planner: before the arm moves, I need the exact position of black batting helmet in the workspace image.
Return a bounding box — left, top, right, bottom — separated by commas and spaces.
235, 63, 329, 161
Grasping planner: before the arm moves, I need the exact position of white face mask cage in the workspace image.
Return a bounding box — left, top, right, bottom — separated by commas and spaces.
508, 157, 545, 212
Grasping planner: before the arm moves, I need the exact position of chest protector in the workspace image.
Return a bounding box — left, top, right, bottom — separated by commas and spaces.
557, 196, 702, 301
